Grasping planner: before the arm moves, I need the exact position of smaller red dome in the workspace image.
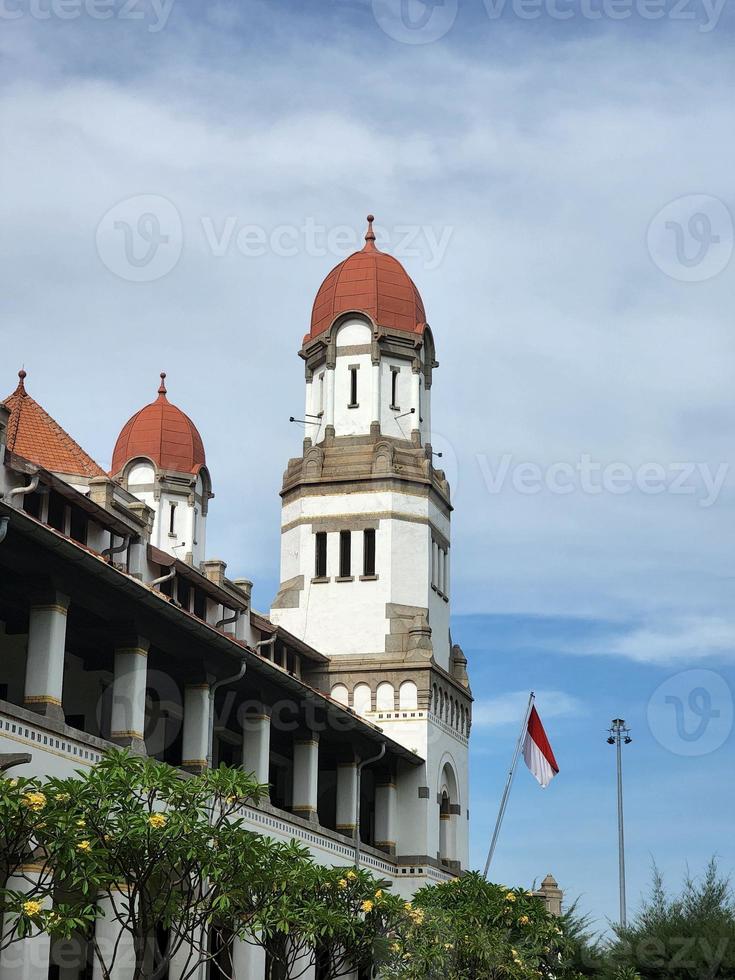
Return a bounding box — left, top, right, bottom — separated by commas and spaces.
111, 374, 206, 477
307, 215, 427, 342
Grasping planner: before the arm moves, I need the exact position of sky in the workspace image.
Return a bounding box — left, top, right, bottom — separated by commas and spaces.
2, 0, 734, 934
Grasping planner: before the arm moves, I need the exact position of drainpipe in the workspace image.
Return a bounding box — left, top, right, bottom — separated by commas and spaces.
149, 567, 176, 588
207, 656, 248, 769
102, 534, 130, 563
215, 608, 239, 631
5, 473, 39, 504
354, 741, 386, 868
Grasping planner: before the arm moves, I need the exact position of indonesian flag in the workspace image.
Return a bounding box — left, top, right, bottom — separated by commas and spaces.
523, 706, 559, 788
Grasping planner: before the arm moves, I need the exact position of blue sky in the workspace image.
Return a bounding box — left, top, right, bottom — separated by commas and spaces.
2, 0, 734, 934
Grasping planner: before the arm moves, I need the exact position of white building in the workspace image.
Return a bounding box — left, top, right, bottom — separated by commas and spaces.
0, 217, 564, 979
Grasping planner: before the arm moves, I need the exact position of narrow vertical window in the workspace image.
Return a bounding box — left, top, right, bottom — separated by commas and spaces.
349, 366, 358, 407
193, 508, 198, 544
318, 373, 325, 414
390, 368, 400, 410
363, 528, 376, 576
168, 502, 177, 535
339, 530, 352, 577
315, 532, 327, 578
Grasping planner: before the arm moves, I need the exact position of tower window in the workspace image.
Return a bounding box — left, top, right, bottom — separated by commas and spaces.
348, 366, 358, 407
390, 367, 400, 410
315, 532, 327, 579
168, 502, 177, 535
339, 530, 352, 578
318, 372, 325, 415
363, 528, 376, 577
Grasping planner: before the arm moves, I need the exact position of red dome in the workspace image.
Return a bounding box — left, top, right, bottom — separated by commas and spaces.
307, 216, 427, 342
111, 374, 206, 477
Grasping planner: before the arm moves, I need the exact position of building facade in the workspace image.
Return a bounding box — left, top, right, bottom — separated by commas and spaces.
0, 217, 557, 979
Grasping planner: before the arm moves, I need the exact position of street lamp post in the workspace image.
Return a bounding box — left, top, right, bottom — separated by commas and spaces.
607, 718, 632, 928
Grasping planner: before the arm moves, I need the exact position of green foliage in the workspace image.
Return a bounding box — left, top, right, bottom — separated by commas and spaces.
606, 860, 735, 979
383, 871, 581, 980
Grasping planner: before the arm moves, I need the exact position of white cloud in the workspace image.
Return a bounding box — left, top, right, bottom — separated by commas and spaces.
604, 617, 735, 665
472, 690, 583, 728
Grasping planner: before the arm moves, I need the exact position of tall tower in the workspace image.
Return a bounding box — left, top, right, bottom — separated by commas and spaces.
271, 217, 471, 869
110, 373, 212, 567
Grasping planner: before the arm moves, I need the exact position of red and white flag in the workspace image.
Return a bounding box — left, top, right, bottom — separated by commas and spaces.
523, 705, 559, 788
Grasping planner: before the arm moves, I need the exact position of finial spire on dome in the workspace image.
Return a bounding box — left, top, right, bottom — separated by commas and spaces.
15, 369, 27, 397
363, 214, 377, 251
158, 372, 167, 398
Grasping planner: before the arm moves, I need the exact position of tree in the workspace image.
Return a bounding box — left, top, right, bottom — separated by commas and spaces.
606, 859, 735, 979
0, 773, 95, 956
34, 751, 271, 980
383, 871, 581, 980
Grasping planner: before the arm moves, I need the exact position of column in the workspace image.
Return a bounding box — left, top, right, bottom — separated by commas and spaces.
168, 926, 206, 980
370, 360, 381, 432
410, 368, 421, 441
431, 540, 438, 589
0, 865, 51, 980
292, 735, 319, 822
181, 684, 210, 774
91, 892, 135, 980
242, 708, 271, 785
325, 366, 335, 435
374, 780, 398, 855
335, 762, 358, 837
109, 637, 149, 754
23, 591, 69, 721
232, 938, 265, 979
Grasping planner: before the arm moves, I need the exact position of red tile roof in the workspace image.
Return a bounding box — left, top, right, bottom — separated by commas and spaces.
111, 373, 206, 477
307, 215, 427, 342
2, 371, 106, 479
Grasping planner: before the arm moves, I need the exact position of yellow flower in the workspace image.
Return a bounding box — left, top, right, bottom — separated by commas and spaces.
22, 900, 43, 918
409, 908, 425, 924
374, 889, 383, 899
511, 948, 518, 956
404, 901, 413, 910
519, 915, 530, 925
148, 813, 167, 829
54, 792, 70, 803
77, 840, 91, 852
346, 870, 357, 880
75, 819, 86, 828
338, 879, 348, 889
444, 942, 454, 950
21, 792, 46, 812
361, 899, 374, 913
505, 891, 517, 902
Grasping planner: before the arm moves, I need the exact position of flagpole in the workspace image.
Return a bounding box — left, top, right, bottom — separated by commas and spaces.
483, 691, 535, 878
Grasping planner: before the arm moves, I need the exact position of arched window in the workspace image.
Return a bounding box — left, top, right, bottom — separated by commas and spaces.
376, 682, 395, 711
399, 680, 418, 710
331, 684, 349, 706
353, 683, 372, 715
